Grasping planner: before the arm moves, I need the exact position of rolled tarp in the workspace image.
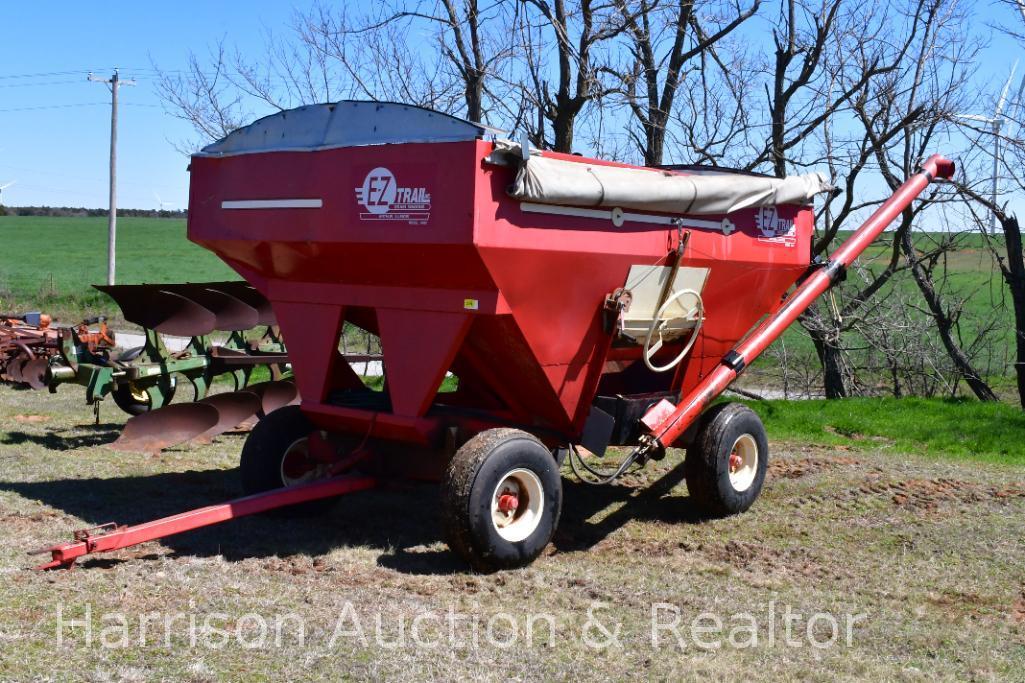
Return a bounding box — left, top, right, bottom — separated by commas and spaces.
502, 142, 832, 215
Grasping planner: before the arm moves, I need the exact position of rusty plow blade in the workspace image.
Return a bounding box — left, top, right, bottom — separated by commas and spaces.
5, 357, 26, 384
95, 284, 217, 338
245, 380, 299, 416
21, 358, 49, 389
94, 281, 275, 338
159, 283, 259, 331
112, 403, 220, 454
211, 281, 277, 326
193, 390, 263, 442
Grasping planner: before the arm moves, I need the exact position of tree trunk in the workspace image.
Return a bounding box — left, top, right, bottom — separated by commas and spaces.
552, 107, 575, 152
551, 94, 584, 153
998, 213, 1025, 408
799, 305, 847, 398
465, 75, 484, 123
899, 228, 998, 401
644, 118, 665, 167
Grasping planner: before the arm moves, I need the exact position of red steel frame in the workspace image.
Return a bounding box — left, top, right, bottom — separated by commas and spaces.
32, 155, 953, 571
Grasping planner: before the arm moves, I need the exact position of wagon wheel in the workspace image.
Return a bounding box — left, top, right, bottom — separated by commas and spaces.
239, 405, 355, 516
642, 288, 704, 373
441, 428, 562, 572
685, 402, 769, 517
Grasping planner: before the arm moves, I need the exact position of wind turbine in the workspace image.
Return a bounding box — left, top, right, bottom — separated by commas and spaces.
154, 192, 175, 211
0, 180, 15, 204
954, 62, 1024, 234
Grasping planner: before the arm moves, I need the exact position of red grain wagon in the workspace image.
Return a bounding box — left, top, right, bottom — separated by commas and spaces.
37, 102, 953, 571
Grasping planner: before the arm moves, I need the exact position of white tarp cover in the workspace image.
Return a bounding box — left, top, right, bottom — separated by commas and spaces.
506, 146, 832, 215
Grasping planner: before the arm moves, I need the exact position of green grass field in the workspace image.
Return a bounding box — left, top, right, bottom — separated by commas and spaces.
0, 215, 233, 323
743, 397, 1025, 465
0, 215, 1016, 389
779, 229, 1011, 356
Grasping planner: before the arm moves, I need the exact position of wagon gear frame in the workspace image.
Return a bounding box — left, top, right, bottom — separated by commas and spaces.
34, 101, 955, 571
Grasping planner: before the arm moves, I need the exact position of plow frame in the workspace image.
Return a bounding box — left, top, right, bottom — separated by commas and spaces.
47, 322, 289, 408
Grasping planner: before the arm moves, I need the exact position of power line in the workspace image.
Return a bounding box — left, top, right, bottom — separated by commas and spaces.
0, 79, 99, 89
0, 162, 183, 192
0, 102, 108, 113
0, 68, 114, 80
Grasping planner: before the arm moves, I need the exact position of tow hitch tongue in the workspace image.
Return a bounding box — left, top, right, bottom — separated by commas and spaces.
30, 475, 377, 570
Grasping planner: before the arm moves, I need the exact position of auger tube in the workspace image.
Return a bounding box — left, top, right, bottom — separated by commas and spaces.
644, 154, 956, 449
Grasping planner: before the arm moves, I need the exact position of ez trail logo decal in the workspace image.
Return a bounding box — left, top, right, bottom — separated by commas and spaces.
755, 206, 796, 247
355, 167, 431, 225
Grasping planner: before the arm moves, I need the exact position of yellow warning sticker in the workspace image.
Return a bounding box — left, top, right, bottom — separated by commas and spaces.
463, 298, 479, 310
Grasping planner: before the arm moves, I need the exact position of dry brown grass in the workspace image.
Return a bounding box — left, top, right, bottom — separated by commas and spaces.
1, 384, 1024, 681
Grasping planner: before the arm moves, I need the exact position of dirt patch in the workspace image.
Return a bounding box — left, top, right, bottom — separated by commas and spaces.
12, 414, 49, 423
589, 535, 698, 557
769, 455, 862, 480
704, 540, 849, 581
1014, 589, 1025, 625
795, 476, 1025, 512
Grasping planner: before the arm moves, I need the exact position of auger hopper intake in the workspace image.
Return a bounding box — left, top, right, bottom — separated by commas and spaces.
36, 101, 955, 571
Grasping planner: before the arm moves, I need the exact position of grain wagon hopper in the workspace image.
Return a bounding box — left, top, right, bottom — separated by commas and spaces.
35, 101, 954, 571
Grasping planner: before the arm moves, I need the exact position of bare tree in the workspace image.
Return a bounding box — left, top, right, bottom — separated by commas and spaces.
851, 0, 997, 401
609, 0, 760, 166
513, 0, 628, 152
154, 0, 1012, 405
155, 42, 252, 151
753, 0, 926, 397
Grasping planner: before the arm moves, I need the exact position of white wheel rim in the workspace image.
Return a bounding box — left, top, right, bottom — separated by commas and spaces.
728, 434, 759, 492
279, 437, 328, 486
490, 468, 544, 543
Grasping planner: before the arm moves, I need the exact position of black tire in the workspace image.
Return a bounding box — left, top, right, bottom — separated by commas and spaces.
239, 405, 332, 515
441, 428, 562, 572
110, 378, 177, 416
685, 402, 769, 517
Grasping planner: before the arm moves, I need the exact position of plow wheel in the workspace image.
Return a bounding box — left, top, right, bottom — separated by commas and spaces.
239, 405, 337, 515
685, 402, 768, 517
110, 348, 177, 416
111, 378, 177, 416
441, 428, 562, 572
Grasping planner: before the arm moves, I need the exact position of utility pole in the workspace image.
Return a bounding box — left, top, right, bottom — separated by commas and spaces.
88, 68, 135, 285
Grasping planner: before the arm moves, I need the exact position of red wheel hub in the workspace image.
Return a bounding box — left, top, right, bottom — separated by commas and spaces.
497, 491, 519, 513
282, 450, 317, 480
728, 451, 742, 473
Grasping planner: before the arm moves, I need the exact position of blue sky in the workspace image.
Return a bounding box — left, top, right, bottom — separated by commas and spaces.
0, 1, 302, 209
1, 1, 1023, 210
